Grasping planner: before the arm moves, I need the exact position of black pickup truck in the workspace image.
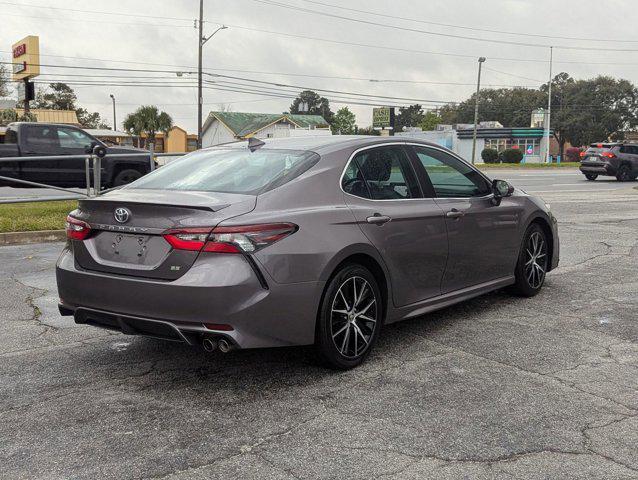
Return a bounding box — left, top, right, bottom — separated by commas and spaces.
0, 122, 152, 188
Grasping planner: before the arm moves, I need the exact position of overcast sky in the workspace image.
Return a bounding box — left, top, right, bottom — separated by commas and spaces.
3, 0, 638, 132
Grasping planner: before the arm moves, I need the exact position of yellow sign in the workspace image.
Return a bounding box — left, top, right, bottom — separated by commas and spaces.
12, 35, 40, 81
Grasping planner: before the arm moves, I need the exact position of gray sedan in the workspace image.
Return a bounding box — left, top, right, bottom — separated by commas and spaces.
56, 136, 559, 369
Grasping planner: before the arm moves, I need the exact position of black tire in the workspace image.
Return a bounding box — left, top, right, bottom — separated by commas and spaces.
112, 168, 143, 187
616, 164, 632, 182
509, 223, 549, 297
584, 174, 598, 181
315, 264, 383, 370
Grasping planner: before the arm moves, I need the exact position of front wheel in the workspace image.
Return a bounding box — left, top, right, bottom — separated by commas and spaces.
509, 224, 549, 297
315, 264, 382, 370
585, 173, 598, 181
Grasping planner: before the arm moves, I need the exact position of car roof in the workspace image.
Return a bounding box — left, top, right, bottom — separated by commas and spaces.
209, 135, 444, 155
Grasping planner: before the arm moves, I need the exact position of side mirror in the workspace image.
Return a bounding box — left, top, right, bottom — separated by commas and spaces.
491, 179, 514, 206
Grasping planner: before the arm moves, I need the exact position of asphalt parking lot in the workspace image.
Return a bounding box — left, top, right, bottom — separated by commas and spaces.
1, 168, 637, 479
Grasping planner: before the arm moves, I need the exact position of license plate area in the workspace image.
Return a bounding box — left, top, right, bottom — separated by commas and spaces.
91, 231, 172, 268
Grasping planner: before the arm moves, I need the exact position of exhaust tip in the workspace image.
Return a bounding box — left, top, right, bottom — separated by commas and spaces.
202, 337, 217, 352
218, 338, 233, 353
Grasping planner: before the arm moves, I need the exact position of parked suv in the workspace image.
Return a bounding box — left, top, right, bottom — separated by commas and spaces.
579, 142, 638, 181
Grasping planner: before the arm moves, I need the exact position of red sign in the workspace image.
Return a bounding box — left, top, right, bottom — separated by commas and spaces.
13, 44, 26, 58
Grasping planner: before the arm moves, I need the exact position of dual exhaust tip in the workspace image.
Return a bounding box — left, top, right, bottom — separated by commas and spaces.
202, 336, 233, 353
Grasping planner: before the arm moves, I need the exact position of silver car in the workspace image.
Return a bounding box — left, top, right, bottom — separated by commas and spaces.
57, 136, 559, 369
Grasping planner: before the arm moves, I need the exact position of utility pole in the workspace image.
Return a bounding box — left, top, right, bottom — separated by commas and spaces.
197, 1, 227, 149
470, 57, 486, 165
110, 94, 116, 131
544, 46, 553, 163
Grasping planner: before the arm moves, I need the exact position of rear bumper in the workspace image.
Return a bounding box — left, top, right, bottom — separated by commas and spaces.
56, 246, 325, 349
580, 163, 614, 176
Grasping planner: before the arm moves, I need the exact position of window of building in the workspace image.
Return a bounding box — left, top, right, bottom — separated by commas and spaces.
485, 138, 540, 156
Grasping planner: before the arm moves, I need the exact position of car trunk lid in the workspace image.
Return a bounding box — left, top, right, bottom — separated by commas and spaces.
72, 189, 256, 280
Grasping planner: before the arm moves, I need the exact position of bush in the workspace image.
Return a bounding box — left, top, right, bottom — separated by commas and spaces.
481, 148, 499, 163
499, 148, 524, 164
565, 147, 581, 162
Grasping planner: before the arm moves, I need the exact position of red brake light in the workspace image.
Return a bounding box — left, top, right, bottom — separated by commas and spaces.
65, 215, 91, 240
579, 151, 586, 158
163, 223, 297, 254
602, 152, 616, 159
597, 143, 603, 148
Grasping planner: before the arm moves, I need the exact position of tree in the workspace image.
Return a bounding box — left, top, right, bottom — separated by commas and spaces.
0, 109, 37, 126
0, 64, 9, 97
34, 82, 110, 129
395, 104, 424, 131
123, 105, 173, 148
290, 90, 334, 124
332, 107, 356, 134
419, 111, 442, 131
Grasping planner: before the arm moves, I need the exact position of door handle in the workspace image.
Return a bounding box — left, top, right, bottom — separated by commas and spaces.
366, 214, 392, 225
446, 209, 465, 219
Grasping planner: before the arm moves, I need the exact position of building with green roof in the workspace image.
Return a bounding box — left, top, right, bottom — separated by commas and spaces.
201, 111, 331, 147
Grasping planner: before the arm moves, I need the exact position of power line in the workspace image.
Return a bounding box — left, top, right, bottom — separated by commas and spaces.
0, 12, 194, 28
295, 0, 638, 44
250, 0, 638, 52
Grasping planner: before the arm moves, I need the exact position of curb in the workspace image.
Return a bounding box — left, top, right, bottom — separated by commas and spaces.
0, 230, 66, 246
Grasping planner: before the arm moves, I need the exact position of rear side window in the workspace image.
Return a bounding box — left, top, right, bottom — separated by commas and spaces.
620, 145, 638, 155
24, 125, 59, 147
129, 148, 319, 195
342, 146, 420, 200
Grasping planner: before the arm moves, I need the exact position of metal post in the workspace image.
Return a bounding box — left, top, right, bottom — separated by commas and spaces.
149, 142, 155, 171
544, 46, 553, 164
93, 155, 101, 195
85, 157, 92, 197
23, 78, 30, 114
110, 94, 116, 131
197, 0, 204, 149
471, 57, 486, 165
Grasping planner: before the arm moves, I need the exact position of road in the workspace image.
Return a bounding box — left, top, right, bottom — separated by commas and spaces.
0, 168, 637, 479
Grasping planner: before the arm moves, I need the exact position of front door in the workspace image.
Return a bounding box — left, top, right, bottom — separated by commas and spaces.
410, 145, 521, 294
56, 126, 97, 187
342, 145, 448, 307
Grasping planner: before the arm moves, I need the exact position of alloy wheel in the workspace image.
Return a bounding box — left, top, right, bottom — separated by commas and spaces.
330, 276, 377, 359
524, 231, 547, 289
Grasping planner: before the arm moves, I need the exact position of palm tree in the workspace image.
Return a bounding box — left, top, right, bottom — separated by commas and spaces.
123, 106, 173, 149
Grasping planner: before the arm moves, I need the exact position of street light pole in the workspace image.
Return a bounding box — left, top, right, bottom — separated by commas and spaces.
197, 0, 227, 149
471, 57, 486, 165
544, 46, 553, 163
109, 94, 116, 131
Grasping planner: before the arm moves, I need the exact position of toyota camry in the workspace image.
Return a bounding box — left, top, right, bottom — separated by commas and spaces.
56, 136, 559, 369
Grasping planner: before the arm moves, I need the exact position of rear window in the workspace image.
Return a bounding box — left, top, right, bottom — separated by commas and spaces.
128, 147, 319, 194
586, 145, 616, 154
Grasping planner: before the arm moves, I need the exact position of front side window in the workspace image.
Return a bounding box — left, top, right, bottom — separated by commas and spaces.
342, 146, 420, 200
57, 127, 94, 150
129, 148, 319, 194
414, 147, 491, 198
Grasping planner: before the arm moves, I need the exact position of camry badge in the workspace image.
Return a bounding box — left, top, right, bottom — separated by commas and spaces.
114, 207, 131, 224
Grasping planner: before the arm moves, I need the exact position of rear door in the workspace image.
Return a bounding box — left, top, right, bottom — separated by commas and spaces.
410, 145, 521, 294
20, 124, 63, 184
342, 144, 448, 306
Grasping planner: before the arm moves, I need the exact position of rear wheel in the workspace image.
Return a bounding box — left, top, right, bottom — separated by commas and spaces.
112, 168, 143, 187
315, 264, 382, 370
584, 173, 598, 181
509, 223, 549, 297
616, 164, 633, 182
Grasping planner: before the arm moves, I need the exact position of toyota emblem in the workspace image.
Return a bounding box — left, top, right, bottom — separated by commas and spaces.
114, 207, 131, 224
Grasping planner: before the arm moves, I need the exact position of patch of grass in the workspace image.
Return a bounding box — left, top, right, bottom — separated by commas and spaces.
478, 162, 580, 169
0, 200, 77, 233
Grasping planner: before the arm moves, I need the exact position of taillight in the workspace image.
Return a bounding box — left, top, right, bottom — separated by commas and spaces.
65, 215, 91, 241
579, 151, 586, 158
602, 152, 616, 159
163, 223, 297, 254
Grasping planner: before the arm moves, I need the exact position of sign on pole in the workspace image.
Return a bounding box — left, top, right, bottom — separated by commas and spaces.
372, 107, 394, 130
12, 36, 40, 81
